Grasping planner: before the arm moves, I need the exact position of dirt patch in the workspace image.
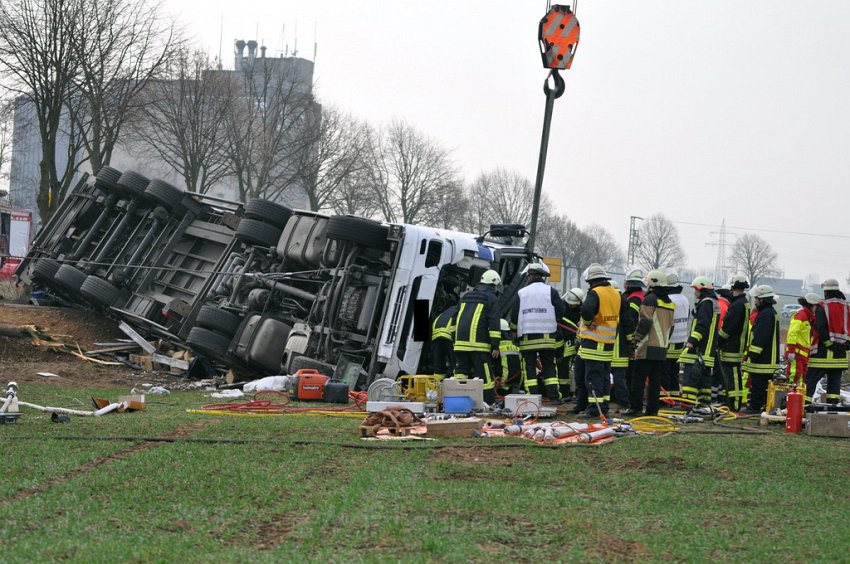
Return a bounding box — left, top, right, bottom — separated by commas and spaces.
0, 304, 196, 389
0, 304, 126, 348
252, 512, 305, 551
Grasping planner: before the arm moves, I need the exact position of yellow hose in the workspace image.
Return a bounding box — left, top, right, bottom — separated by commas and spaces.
626, 416, 679, 433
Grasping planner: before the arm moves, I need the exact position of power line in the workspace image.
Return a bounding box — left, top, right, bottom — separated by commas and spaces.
671, 220, 850, 241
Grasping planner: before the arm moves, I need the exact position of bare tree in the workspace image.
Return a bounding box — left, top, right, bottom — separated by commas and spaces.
462, 168, 538, 233
71, 0, 182, 172
366, 120, 459, 225
132, 51, 231, 193
0, 97, 13, 191
730, 233, 780, 285
0, 0, 86, 222
223, 59, 315, 203
294, 105, 371, 211
636, 213, 686, 270
585, 224, 625, 273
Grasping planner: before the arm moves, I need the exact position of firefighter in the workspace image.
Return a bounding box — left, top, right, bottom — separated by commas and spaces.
495, 319, 522, 395
611, 269, 643, 411
576, 263, 621, 418
785, 293, 820, 387
741, 285, 780, 414
557, 287, 584, 400
628, 270, 675, 416
716, 274, 751, 411
453, 269, 502, 405
512, 262, 566, 401
430, 304, 458, 380
665, 273, 690, 396
712, 283, 732, 404
680, 276, 720, 412
806, 279, 850, 405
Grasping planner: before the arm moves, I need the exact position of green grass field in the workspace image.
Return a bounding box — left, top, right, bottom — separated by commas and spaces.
2, 384, 849, 562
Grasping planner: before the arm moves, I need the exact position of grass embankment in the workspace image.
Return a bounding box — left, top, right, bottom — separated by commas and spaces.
2, 384, 849, 562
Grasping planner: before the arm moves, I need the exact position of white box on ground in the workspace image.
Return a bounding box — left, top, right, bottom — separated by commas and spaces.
366, 401, 425, 413
441, 378, 485, 408
504, 394, 543, 415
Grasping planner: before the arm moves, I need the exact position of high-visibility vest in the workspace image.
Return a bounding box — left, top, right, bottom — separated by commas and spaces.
517, 282, 557, 336
821, 298, 850, 345
786, 307, 815, 359
669, 293, 690, 344
580, 285, 620, 345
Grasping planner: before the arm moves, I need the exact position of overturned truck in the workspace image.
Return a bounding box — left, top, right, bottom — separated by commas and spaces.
17, 167, 536, 386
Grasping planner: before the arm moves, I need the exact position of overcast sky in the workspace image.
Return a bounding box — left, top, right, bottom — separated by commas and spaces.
167, 0, 850, 282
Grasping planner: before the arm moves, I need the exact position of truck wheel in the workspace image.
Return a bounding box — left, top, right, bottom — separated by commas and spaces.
195, 305, 241, 336
186, 327, 233, 360
31, 258, 61, 282
327, 215, 390, 250
144, 179, 184, 210
235, 218, 282, 248
116, 170, 150, 198
94, 166, 122, 192
289, 355, 336, 378
244, 199, 293, 229
80, 275, 123, 308
53, 264, 87, 293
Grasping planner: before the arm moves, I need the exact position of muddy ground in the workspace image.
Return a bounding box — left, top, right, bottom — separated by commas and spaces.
0, 303, 195, 389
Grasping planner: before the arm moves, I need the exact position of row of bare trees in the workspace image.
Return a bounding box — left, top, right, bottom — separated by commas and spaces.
0, 0, 181, 222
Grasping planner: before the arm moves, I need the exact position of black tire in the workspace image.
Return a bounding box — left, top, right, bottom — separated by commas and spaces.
144, 179, 184, 210
94, 166, 122, 192
186, 326, 233, 360
116, 170, 150, 198
327, 215, 390, 250
289, 355, 335, 378
31, 258, 61, 282
244, 199, 293, 229
235, 218, 282, 248
195, 305, 241, 336
53, 264, 87, 293
80, 275, 123, 308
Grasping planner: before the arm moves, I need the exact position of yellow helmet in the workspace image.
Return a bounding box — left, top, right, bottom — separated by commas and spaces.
480, 270, 502, 286
691, 276, 713, 290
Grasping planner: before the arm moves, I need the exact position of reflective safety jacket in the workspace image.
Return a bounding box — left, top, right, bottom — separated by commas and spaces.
633, 290, 676, 361
559, 307, 581, 358
431, 305, 458, 342
512, 281, 565, 350
743, 301, 779, 374
717, 294, 750, 364
786, 306, 815, 359
516, 281, 559, 336
679, 291, 720, 367
667, 291, 690, 360
497, 332, 522, 382
454, 284, 501, 352
612, 289, 642, 368
578, 283, 621, 362
717, 296, 730, 330
810, 293, 850, 369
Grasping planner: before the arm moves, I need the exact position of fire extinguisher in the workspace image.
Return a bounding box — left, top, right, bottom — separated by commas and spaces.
786, 383, 803, 434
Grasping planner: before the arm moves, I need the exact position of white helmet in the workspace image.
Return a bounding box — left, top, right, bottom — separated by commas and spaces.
751, 284, 775, 299
803, 292, 820, 305
526, 262, 550, 277
625, 269, 645, 287
480, 269, 502, 286
583, 263, 610, 281
666, 272, 681, 287
822, 278, 840, 291
691, 276, 713, 290
563, 287, 585, 305
500, 319, 511, 332
644, 269, 667, 288
729, 273, 750, 290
